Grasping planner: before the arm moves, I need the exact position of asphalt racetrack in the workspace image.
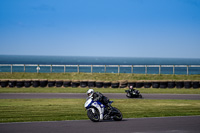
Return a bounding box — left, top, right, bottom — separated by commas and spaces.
1, 116, 200, 133
0, 93, 200, 100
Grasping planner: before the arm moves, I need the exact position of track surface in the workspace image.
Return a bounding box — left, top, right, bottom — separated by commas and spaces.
1, 116, 200, 133
0, 93, 200, 100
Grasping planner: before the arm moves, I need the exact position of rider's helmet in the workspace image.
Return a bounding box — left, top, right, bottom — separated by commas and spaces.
129, 85, 133, 89
87, 89, 94, 97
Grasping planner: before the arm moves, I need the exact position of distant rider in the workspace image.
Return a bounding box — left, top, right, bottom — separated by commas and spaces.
129, 85, 139, 94
86, 89, 111, 108
129, 85, 134, 92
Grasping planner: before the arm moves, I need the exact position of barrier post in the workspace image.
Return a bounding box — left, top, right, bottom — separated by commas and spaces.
91, 65, 93, 74
145, 65, 147, 75
77, 65, 79, 73
11, 64, 13, 74
159, 65, 161, 75
173, 65, 175, 75
118, 65, 120, 75
64, 65, 66, 73
187, 65, 189, 75
24, 64, 26, 72
131, 65, 133, 74
50, 65, 52, 73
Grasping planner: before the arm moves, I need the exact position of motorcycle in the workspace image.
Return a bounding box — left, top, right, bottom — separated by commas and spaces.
125, 89, 143, 98
84, 97, 123, 122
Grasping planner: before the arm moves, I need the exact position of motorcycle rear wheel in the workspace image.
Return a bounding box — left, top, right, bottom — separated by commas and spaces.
112, 107, 123, 121
87, 108, 100, 122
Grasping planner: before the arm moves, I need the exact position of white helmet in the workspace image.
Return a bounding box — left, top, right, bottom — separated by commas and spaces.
87, 89, 94, 97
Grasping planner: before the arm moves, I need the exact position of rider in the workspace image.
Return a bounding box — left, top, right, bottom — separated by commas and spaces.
87, 89, 111, 108
129, 85, 139, 94
129, 85, 135, 92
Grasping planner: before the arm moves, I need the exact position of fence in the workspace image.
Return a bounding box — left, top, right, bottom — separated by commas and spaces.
0, 64, 200, 75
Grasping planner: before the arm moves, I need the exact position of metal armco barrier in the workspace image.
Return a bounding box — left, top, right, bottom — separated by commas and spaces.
0, 64, 200, 75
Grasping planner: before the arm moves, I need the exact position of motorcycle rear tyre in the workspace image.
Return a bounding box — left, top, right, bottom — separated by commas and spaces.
112, 107, 123, 121
87, 108, 100, 122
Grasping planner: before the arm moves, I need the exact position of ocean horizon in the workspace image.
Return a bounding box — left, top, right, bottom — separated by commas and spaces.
1, 55, 200, 65
0, 55, 200, 74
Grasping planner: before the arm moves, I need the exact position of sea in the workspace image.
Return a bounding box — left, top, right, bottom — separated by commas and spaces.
0, 55, 200, 75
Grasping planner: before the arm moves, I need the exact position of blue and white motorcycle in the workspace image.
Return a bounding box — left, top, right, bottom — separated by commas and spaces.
84, 97, 123, 122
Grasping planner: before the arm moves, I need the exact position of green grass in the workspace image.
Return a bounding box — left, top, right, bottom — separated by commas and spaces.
0, 99, 200, 123
0, 87, 200, 94
1, 72, 200, 81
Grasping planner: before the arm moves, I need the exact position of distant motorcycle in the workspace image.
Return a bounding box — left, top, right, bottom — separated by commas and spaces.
84, 97, 123, 122
125, 89, 143, 98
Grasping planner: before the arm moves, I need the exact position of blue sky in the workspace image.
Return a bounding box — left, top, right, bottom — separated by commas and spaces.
0, 0, 200, 58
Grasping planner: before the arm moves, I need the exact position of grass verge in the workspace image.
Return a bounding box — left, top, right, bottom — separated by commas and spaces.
0, 87, 200, 94
0, 99, 200, 123
1, 72, 200, 81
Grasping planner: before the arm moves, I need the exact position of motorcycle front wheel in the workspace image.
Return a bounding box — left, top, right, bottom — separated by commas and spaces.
87, 108, 100, 122
126, 93, 131, 98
